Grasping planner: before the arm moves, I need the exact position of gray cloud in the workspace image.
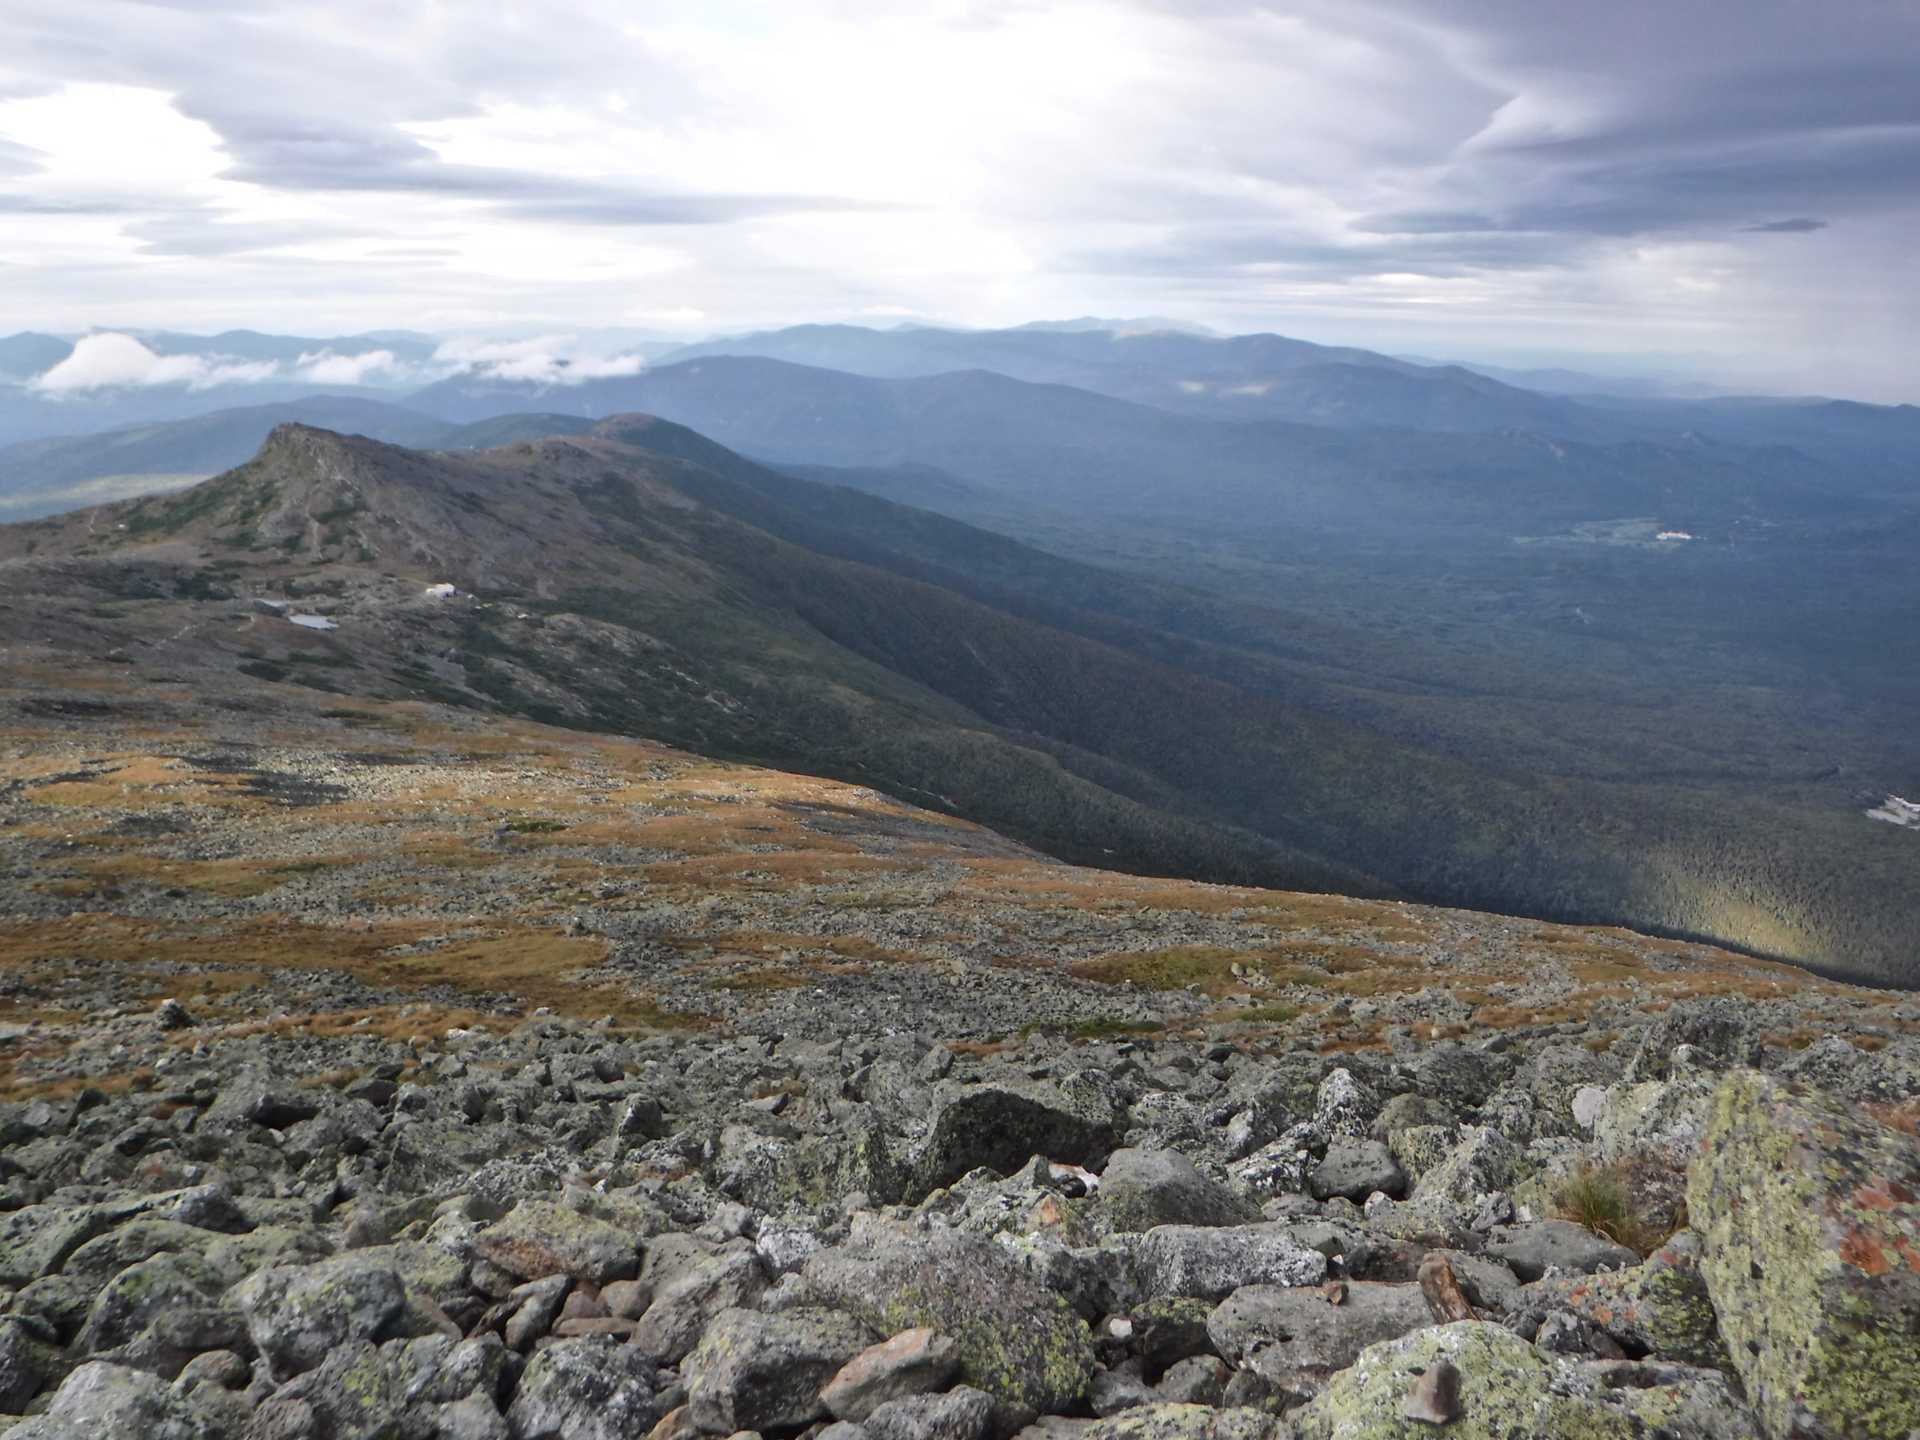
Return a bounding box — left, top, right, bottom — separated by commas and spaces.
0, 0, 1915, 396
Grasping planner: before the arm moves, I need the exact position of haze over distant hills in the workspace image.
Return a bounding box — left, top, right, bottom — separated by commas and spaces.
3, 317, 1915, 983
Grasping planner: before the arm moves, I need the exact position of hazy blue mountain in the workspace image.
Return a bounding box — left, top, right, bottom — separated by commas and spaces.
405, 354, 1856, 538
0, 333, 73, 381
653, 323, 1624, 436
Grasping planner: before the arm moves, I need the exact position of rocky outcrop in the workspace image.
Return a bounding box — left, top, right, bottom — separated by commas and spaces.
1687, 1070, 1920, 1439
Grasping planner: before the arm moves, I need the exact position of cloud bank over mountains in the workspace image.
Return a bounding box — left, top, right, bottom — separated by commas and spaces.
22, 333, 656, 395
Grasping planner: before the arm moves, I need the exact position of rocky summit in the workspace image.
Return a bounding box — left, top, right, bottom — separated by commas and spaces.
1, 665, 1919, 1440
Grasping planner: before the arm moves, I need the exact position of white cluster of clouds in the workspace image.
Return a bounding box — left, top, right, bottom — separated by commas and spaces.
26, 331, 656, 395
31, 334, 280, 393
428, 335, 649, 386
28, 333, 411, 394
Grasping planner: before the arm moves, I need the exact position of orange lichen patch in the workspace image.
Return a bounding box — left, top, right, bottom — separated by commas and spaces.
1854, 1179, 1916, 1212
1865, 1101, 1920, 1137
1839, 1228, 1893, 1276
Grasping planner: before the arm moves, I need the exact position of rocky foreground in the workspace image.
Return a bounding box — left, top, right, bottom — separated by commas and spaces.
2, 681, 1919, 1438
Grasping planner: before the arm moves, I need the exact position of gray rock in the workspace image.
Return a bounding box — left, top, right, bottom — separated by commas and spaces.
7, 1361, 237, 1440
1408, 1127, 1518, 1211
1089, 1363, 1157, 1417
474, 1201, 640, 1285
74, 1250, 243, 1375
803, 1230, 1096, 1418
1310, 1070, 1376, 1141
1097, 1150, 1257, 1233
632, 1238, 769, 1363
1151, 1356, 1227, 1406
1225, 1124, 1320, 1199
914, 1074, 1122, 1196
232, 1253, 411, 1378
504, 1273, 572, 1350
1482, 1221, 1639, 1283
1206, 1282, 1431, 1402
1124, 1225, 1328, 1303
1289, 1322, 1750, 1439
822, 1328, 963, 1422
0, 1312, 57, 1409
1624, 999, 1764, 1082
862, 1387, 998, 1440
438, 1392, 513, 1440
1307, 1140, 1405, 1203
1079, 1403, 1280, 1440
506, 1336, 664, 1440
684, 1307, 873, 1434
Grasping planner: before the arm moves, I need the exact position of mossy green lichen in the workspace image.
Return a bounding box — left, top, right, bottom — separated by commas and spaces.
1289, 1321, 1726, 1439
1687, 1070, 1920, 1438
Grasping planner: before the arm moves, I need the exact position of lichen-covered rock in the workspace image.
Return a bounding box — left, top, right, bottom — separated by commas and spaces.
862, 1386, 998, 1440
1687, 1070, 1920, 1439
1308, 1141, 1405, 1203
71, 1250, 244, 1375
1078, 1402, 1280, 1440
822, 1328, 964, 1422
252, 1339, 406, 1440
1312, 1071, 1378, 1142
1481, 1220, 1638, 1283
803, 1230, 1097, 1419
1407, 1127, 1517, 1211
715, 1111, 909, 1211
6, 1360, 241, 1440
1594, 1077, 1715, 1170
506, 1335, 665, 1440
1123, 1225, 1328, 1303
1625, 1000, 1763, 1083
685, 1306, 874, 1434
231, 1252, 412, 1378
473, 1200, 640, 1285
632, 1237, 769, 1362
1513, 1230, 1728, 1369
914, 1074, 1123, 1195
1206, 1282, 1430, 1402
1226, 1126, 1319, 1199
1095, 1150, 1257, 1234
1288, 1321, 1749, 1439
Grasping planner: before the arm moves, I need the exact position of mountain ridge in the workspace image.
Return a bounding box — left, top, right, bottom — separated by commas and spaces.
4, 416, 1914, 985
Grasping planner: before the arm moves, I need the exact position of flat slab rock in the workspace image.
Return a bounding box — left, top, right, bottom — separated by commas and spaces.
1206, 1282, 1433, 1397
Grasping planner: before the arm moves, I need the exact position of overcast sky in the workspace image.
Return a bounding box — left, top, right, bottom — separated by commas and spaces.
2, 0, 1916, 397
